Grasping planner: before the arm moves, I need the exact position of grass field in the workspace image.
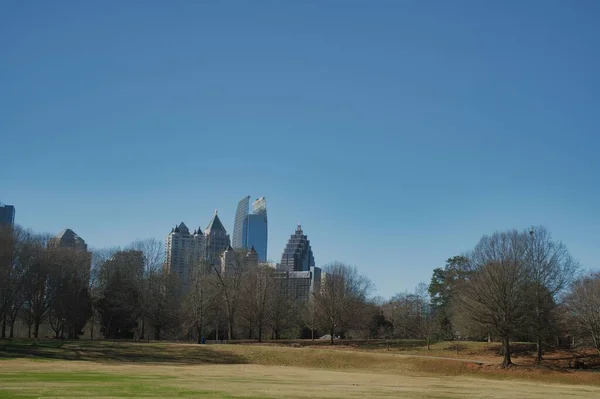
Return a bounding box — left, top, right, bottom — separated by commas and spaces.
1, 340, 599, 398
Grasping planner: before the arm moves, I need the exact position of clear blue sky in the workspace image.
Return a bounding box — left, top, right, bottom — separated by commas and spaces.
1, 1, 599, 298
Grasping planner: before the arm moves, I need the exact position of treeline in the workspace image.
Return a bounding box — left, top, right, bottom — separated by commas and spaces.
0, 227, 92, 339
2, 224, 600, 369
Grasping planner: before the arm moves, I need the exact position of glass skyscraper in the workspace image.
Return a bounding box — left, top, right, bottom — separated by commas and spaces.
0, 204, 15, 227
232, 196, 268, 262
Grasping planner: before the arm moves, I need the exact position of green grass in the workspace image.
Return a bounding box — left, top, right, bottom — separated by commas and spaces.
0, 371, 265, 398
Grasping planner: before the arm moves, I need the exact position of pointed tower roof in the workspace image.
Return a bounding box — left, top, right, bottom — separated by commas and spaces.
205, 210, 227, 235
178, 222, 189, 234
195, 227, 204, 236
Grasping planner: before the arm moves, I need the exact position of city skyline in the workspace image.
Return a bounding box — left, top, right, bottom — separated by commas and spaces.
2, 2, 599, 298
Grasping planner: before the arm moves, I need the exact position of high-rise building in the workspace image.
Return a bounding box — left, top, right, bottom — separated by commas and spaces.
104, 250, 145, 279
220, 246, 259, 276
205, 210, 231, 264
279, 225, 315, 272
232, 196, 268, 262
48, 229, 88, 251
48, 229, 92, 281
0, 204, 16, 227
165, 222, 204, 283
274, 266, 322, 302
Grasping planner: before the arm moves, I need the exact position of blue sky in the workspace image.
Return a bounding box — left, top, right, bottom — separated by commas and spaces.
1, 1, 599, 298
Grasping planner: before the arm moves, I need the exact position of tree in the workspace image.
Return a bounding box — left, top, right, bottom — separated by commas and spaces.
565, 272, 600, 354
428, 256, 470, 338
453, 230, 530, 368
238, 265, 275, 342
96, 260, 141, 339
0, 226, 32, 338
47, 248, 92, 339
127, 238, 165, 340
268, 275, 297, 340
22, 234, 53, 339
523, 226, 579, 364
313, 262, 373, 345
145, 269, 181, 340
210, 251, 251, 341
183, 260, 218, 343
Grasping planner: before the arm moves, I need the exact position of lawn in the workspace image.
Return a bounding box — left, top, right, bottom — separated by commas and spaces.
0, 340, 599, 398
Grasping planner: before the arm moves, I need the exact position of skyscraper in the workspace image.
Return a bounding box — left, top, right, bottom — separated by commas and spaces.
279, 224, 315, 272
204, 210, 231, 263
48, 229, 88, 251
165, 222, 204, 283
232, 196, 268, 262
0, 204, 15, 227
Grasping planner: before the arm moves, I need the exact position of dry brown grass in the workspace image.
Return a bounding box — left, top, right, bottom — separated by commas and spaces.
2, 340, 600, 398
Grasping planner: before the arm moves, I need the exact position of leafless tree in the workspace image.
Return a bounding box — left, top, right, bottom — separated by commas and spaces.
300, 298, 318, 341
127, 238, 165, 339
22, 233, 53, 339
210, 251, 250, 340
523, 226, 579, 364
313, 262, 374, 345
238, 265, 274, 341
453, 230, 530, 368
183, 260, 218, 343
0, 226, 33, 338
268, 276, 297, 340
565, 272, 600, 354
88, 247, 119, 339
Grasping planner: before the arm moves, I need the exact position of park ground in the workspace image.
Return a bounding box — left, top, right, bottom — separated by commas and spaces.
1, 339, 599, 398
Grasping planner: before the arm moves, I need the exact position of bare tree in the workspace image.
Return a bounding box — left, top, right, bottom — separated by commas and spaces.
313, 262, 374, 345
268, 276, 297, 340
88, 247, 119, 339
300, 298, 318, 341
127, 238, 165, 340
453, 230, 530, 368
565, 272, 600, 354
238, 265, 274, 341
22, 233, 53, 339
524, 226, 579, 364
210, 251, 251, 341
183, 260, 218, 343
0, 226, 33, 338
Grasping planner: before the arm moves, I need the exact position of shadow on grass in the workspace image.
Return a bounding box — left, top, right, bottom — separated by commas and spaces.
0, 340, 246, 365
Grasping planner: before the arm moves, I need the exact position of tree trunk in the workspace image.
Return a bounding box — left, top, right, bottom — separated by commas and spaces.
502, 336, 512, 368
9, 318, 15, 338
427, 337, 430, 350
154, 327, 160, 341
28, 323, 31, 338
1, 315, 6, 338
34, 320, 40, 339
536, 336, 543, 365
196, 322, 202, 344
227, 318, 234, 341
330, 328, 334, 345
311, 328, 314, 341
258, 324, 262, 343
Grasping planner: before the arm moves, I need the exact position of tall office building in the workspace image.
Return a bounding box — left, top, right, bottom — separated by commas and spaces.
232, 196, 268, 262
274, 267, 322, 302
48, 229, 92, 280
48, 229, 88, 251
0, 204, 15, 227
279, 225, 315, 272
204, 210, 231, 264
165, 222, 204, 283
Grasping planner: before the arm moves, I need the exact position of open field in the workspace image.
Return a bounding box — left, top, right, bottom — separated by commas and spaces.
1, 340, 599, 398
